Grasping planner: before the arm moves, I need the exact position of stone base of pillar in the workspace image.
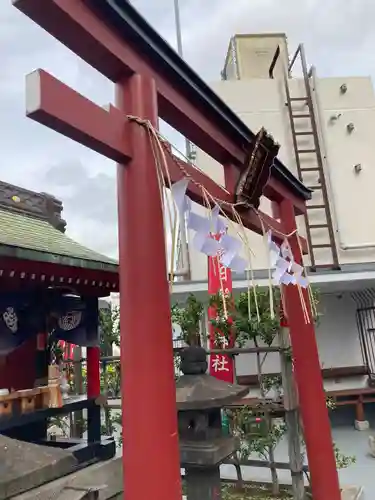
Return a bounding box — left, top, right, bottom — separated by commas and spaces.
368, 434, 375, 457
355, 419, 369, 431
340, 485, 364, 500
185, 466, 221, 500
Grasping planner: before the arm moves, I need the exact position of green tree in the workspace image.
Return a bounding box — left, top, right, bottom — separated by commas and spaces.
171, 294, 204, 346
210, 287, 355, 494
99, 305, 120, 356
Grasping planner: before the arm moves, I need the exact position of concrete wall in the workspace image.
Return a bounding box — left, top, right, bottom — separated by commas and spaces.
234, 292, 366, 391
110, 289, 366, 390
231, 33, 289, 80
190, 73, 375, 278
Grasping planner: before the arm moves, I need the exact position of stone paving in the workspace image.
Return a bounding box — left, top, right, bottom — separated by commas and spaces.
109, 404, 373, 498
219, 426, 372, 499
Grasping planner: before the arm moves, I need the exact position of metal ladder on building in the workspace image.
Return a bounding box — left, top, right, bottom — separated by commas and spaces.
270, 45, 340, 271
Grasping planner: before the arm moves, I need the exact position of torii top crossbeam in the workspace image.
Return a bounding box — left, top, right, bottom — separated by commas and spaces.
13, 1, 341, 500
15, 0, 311, 245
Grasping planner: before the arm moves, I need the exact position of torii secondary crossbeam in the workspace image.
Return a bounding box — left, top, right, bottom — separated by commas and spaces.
13, 1, 341, 499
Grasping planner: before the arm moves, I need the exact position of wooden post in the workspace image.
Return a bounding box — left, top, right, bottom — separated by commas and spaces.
278, 323, 305, 500
102, 360, 113, 435
254, 341, 279, 495
355, 397, 365, 422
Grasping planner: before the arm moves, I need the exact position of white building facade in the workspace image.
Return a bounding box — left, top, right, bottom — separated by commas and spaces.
188, 33, 375, 278
172, 33, 375, 425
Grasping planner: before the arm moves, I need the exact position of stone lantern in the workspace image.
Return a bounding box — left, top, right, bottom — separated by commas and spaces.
176, 346, 248, 500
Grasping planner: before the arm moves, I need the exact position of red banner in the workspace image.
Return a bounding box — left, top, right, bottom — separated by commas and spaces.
208, 251, 234, 383
58, 340, 75, 360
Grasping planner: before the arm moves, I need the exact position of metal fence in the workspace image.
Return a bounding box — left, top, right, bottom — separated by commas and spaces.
352, 289, 375, 377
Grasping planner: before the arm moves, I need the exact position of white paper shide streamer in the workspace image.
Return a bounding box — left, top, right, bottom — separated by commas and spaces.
171, 179, 247, 273
267, 231, 308, 288
171, 178, 309, 290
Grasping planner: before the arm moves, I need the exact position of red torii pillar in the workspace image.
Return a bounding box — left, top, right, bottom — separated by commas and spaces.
277, 199, 341, 500
116, 74, 182, 500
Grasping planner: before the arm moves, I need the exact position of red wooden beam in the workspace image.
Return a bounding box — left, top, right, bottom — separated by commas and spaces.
0, 256, 118, 295
26, 69, 131, 163
164, 154, 308, 250
264, 177, 306, 214
25, 70, 307, 252
14, 0, 309, 212
14, 0, 241, 165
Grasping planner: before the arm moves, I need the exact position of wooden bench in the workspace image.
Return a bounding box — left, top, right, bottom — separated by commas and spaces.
326, 387, 375, 423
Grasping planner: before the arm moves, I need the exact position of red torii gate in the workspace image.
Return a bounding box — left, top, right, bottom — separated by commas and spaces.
13, 1, 340, 499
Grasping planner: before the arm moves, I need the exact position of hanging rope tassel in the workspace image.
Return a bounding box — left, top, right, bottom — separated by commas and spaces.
127, 115, 313, 327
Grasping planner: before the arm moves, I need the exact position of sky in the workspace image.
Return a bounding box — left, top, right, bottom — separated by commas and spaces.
1, 0, 374, 259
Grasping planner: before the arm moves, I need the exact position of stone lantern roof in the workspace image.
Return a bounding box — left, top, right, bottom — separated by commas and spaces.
176, 346, 248, 411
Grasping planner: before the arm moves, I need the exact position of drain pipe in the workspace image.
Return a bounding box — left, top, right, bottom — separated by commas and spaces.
341, 242, 375, 250
310, 67, 375, 251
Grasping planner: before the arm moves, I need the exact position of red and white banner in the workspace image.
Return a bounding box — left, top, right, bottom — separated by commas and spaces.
208, 249, 235, 383
58, 340, 75, 360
